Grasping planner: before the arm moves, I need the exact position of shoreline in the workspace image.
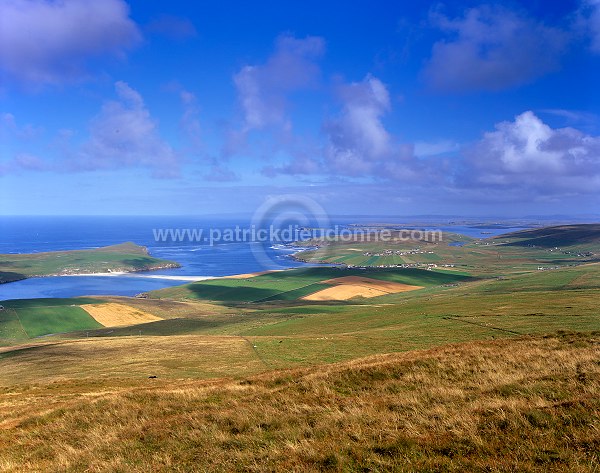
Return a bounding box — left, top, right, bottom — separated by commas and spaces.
61, 273, 217, 282
17, 268, 290, 283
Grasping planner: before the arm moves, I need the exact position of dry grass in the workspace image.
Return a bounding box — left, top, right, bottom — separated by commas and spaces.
80, 303, 162, 327
0, 335, 267, 386
322, 276, 423, 292
302, 276, 422, 300
0, 332, 598, 472
302, 284, 389, 300
95, 296, 236, 319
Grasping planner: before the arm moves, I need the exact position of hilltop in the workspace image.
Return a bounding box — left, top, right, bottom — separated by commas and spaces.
493, 224, 600, 248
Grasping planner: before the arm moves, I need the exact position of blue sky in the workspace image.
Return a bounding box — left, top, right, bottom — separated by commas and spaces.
1, 0, 599, 216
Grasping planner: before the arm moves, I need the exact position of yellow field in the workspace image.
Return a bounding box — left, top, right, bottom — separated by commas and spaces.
323, 275, 423, 292
80, 303, 162, 327
303, 276, 423, 300
303, 284, 389, 300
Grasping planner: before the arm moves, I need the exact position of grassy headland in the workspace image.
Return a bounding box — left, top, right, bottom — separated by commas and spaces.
0, 242, 180, 284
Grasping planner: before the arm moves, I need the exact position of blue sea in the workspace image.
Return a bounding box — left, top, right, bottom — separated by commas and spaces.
0, 216, 528, 300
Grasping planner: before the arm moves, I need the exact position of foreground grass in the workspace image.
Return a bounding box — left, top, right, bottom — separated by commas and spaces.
0, 335, 268, 384
0, 332, 597, 472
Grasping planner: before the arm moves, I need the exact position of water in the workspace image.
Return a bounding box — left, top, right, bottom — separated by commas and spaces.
0, 216, 529, 300
0, 216, 307, 300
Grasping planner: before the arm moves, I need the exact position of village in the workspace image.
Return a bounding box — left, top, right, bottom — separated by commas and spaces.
362, 247, 434, 257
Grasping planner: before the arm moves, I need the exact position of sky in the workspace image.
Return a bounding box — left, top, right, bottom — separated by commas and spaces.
1, 0, 599, 217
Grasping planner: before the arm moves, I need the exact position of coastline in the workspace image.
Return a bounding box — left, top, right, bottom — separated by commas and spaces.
0, 242, 182, 285
18, 268, 289, 283
222, 269, 285, 279
62, 273, 216, 282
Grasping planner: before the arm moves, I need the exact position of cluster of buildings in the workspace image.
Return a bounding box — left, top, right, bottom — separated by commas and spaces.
362, 248, 435, 257
558, 249, 594, 257
347, 262, 455, 270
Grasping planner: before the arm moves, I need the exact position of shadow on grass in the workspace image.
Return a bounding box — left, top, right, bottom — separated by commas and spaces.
0, 271, 28, 284
186, 284, 284, 303
68, 318, 227, 338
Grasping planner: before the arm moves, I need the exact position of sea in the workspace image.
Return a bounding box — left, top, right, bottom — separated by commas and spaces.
0, 216, 529, 301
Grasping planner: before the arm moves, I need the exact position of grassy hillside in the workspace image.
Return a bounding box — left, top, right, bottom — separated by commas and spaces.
495, 223, 600, 248
0, 242, 180, 284
292, 224, 600, 274
0, 333, 597, 472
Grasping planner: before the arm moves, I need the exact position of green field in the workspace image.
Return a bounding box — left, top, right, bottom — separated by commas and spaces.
0, 242, 180, 283
0, 298, 104, 343
149, 266, 472, 302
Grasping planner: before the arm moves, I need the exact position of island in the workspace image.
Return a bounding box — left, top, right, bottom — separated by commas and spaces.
0, 242, 180, 284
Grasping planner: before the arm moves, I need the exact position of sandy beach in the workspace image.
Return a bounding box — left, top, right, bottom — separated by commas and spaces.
62, 272, 217, 282
59, 270, 289, 281
222, 269, 285, 279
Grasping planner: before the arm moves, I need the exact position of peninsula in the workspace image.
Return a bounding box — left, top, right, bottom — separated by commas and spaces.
0, 242, 180, 284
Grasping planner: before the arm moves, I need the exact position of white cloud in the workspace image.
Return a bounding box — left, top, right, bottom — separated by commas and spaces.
414, 140, 459, 157
0, 0, 141, 86
0, 152, 48, 175
1, 112, 43, 140
179, 90, 202, 151
580, 0, 600, 53
423, 5, 569, 92
464, 111, 600, 193
323, 75, 421, 180
78, 81, 179, 177
265, 74, 426, 181
324, 75, 393, 175
2, 83, 193, 178
232, 35, 324, 133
